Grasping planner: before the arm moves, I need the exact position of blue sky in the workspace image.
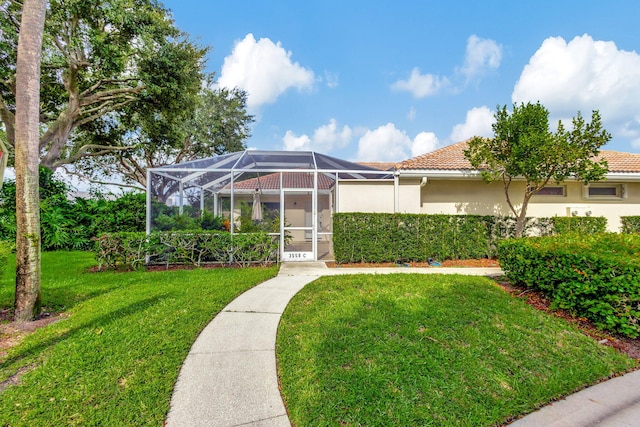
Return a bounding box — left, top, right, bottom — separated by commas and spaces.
163, 0, 640, 162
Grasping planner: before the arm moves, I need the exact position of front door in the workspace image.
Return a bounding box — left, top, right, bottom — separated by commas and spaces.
281, 187, 315, 261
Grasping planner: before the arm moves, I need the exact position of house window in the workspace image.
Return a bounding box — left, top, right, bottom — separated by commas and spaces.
532, 186, 565, 196
584, 183, 626, 199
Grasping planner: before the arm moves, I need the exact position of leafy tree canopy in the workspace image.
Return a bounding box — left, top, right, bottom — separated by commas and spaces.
70, 85, 254, 200
464, 102, 610, 237
0, 0, 207, 169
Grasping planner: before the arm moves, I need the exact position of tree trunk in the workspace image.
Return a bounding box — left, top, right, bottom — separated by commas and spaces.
14, 0, 47, 322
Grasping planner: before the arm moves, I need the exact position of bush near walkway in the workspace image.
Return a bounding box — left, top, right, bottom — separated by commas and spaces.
94, 231, 279, 270
498, 233, 640, 337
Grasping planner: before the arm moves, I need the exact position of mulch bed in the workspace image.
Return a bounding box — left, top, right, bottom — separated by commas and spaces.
326, 258, 500, 268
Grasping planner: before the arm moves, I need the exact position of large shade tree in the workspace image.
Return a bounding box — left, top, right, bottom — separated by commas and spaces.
0, 0, 206, 170
13, 0, 47, 322
71, 86, 254, 201
464, 102, 610, 238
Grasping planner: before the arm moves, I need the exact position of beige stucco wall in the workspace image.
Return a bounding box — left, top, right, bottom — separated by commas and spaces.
336, 179, 423, 213
337, 180, 395, 212
418, 179, 640, 232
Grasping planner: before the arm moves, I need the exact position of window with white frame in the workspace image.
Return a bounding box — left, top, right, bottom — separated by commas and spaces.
584, 183, 627, 199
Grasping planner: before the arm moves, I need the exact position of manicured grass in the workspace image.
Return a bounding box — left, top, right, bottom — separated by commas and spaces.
277, 274, 637, 426
0, 252, 277, 426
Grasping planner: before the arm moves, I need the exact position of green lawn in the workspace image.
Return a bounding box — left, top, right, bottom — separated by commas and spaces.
0, 252, 277, 426
277, 274, 638, 426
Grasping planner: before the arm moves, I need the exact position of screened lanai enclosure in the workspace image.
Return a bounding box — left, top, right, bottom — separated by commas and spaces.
146, 150, 392, 261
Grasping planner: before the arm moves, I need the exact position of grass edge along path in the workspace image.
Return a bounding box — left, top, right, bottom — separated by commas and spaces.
277, 273, 637, 427
0, 252, 278, 426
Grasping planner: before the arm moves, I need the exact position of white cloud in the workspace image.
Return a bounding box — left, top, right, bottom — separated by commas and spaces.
356, 124, 439, 161
411, 132, 440, 157
512, 34, 640, 144
391, 68, 449, 98
407, 107, 416, 121
282, 131, 312, 151
283, 119, 352, 152
357, 123, 411, 161
324, 70, 339, 88
449, 106, 495, 142
458, 35, 502, 81
218, 33, 315, 109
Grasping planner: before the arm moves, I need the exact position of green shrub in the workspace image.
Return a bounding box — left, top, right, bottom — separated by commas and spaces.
544, 216, 607, 235
95, 231, 279, 270
621, 216, 640, 234
0, 169, 147, 250
0, 240, 13, 278
332, 213, 542, 263
498, 233, 640, 338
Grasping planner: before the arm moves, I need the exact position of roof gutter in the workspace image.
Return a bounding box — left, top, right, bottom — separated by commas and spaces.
397, 170, 640, 181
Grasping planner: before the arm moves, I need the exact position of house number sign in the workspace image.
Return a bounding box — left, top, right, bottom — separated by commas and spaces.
284, 252, 313, 261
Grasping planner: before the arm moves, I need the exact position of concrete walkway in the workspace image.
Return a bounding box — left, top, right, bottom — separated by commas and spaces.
166, 262, 640, 427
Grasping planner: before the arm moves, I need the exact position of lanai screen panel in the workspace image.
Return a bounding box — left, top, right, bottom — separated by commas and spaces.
146, 149, 392, 234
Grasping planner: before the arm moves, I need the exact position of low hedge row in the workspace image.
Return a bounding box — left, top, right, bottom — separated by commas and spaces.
332, 213, 606, 263
621, 216, 640, 234
94, 231, 279, 271
498, 233, 640, 338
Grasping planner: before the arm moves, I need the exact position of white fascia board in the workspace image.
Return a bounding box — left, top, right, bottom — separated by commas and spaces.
397, 170, 482, 179
397, 170, 640, 182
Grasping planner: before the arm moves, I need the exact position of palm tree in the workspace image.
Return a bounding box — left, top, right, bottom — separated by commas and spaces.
14, 0, 47, 321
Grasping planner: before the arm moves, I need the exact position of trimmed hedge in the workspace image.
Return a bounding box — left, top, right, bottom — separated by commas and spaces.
542, 216, 607, 235
94, 231, 279, 271
498, 233, 640, 338
621, 216, 640, 234
332, 213, 606, 264
332, 213, 525, 263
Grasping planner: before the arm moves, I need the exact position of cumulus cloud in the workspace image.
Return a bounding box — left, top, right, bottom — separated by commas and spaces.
392, 35, 501, 97
356, 124, 439, 162
218, 33, 315, 109
458, 35, 503, 82
283, 119, 352, 152
324, 70, 339, 88
449, 106, 495, 142
411, 132, 440, 157
391, 68, 450, 98
512, 34, 640, 147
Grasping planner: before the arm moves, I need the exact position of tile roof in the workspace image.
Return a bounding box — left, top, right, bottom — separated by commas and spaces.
398, 141, 640, 174
227, 172, 335, 191
397, 141, 473, 171
357, 162, 397, 171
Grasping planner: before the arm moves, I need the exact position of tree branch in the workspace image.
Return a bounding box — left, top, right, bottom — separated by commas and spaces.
0, 96, 16, 147
79, 78, 140, 98
80, 85, 143, 107
52, 144, 137, 168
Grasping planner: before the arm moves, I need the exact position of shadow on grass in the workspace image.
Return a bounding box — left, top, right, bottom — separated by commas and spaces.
1, 293, 172, 382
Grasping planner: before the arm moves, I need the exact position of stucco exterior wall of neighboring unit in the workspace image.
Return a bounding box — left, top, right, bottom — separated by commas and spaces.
417, 179, 640, 232
337, 180, 423, 213
337, 181, 395, 212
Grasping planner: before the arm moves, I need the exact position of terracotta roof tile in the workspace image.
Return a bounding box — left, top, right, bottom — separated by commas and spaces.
399, 140, 640, 174
398, 141, 473, 170
357, 162, 396, 171
227, 172, 335, 191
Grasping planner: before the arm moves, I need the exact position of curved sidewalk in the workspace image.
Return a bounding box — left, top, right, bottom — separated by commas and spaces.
166, 262, 640, 427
